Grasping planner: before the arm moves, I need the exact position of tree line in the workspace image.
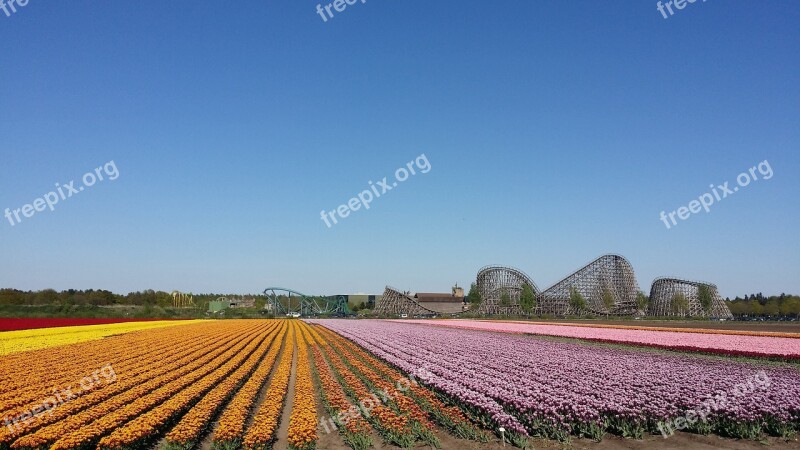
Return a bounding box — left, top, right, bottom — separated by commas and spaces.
0, 288, 260, 309
725, 293, 800, 318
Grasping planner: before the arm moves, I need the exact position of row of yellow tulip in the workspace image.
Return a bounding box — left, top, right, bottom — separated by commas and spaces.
0, 320, 201, 356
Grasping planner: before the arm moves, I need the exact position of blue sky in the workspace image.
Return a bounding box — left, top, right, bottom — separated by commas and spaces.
0, 1, 798, 298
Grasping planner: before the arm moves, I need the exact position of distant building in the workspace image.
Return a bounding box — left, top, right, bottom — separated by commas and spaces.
413, 285, 467, 314
332, 294, 382, 309
207, 296, 258, 313
208, 299, 231, 313
230, 297, 256, 308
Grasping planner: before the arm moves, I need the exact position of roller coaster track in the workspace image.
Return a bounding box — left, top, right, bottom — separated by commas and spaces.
263, 287, 350, 317
470, 254, 731, 318
648, 277, 733, 319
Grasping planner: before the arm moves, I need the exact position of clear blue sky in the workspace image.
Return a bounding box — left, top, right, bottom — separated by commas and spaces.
1, 1, 798, 298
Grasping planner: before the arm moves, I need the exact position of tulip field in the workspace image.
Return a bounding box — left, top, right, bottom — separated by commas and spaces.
314, 319, 800, 445
0, 319, 491, 450
2, 318, 799, 450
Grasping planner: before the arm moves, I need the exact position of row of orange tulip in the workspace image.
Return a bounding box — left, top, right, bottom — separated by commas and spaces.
321, 325, 483, 440
96, 323, 284, 450
310, 343, 373, 450
316, 332, 416, 447
318, 327, 438, 446
210, 321, 289, 448
166, 322, 288, 450
12, 322, 269, 450
6, 322, 266, 450
0, 332, 154, 399
0, 321, 210, 390
46, 324, 270, 450
241, 322, 297, 450
286, 323, 318, 450
1, 322, 242, 422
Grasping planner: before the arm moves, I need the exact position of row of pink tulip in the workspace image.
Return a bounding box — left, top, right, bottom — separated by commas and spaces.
394, 319, 800, 359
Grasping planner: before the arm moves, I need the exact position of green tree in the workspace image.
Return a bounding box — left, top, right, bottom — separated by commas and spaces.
466, 283, 482, 305
671, 293, 689, 316
763, 300, 780, 317
602, 289, 615, 314
500, 289, 512, 306
698, 284, 713, 312
520, 284, 536, 313
0, 289, 24, 305
727, 300, 747, 316
36, 289, 60, 305
780, 297, 800, 317
636, 291, 649, 312
569, 287, 585, 314
155, 291, 172, 308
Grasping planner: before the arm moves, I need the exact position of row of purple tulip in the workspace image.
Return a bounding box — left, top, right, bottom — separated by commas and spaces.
309, 319, 800, 441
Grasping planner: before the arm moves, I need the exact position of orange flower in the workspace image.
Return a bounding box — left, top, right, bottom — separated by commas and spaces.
242, 322, 296, 450
211, 322, 289, 448
286, 323, 318, 450
9, 321, 270, 450
160, 322, 286, 450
